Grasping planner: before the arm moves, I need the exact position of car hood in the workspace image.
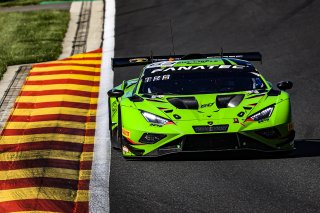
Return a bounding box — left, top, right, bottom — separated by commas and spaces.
131, 91, 282, 121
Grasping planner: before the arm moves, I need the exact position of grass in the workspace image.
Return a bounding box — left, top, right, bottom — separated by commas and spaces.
0, 10, 69, 79
0, 0, 65, 7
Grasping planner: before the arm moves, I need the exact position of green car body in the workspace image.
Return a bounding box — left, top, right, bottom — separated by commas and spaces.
108, 57, 295, 158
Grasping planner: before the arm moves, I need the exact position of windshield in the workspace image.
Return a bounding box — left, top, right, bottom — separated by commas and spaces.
139, 71, 266, 95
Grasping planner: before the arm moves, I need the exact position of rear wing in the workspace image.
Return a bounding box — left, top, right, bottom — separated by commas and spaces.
112, 52, 262, 68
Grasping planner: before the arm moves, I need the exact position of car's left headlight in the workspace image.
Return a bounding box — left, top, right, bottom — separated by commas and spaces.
246, 105, 274, 121
141, 111, 173, 125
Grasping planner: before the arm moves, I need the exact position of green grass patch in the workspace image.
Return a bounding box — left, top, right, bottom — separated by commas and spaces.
0, 0, 64, 7
0, 10, 69, 79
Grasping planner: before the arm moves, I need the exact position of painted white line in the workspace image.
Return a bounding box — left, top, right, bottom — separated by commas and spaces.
89, 0, 115, 212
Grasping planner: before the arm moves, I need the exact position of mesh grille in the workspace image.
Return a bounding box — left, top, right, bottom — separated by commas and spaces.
183, 134, 239, 151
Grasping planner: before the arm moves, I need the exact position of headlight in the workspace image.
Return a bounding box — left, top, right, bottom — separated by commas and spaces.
246, 105, 274, 121
141, 111, 173, 125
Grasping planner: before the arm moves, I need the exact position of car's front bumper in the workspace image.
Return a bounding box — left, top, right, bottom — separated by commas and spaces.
121, 124, 295, 157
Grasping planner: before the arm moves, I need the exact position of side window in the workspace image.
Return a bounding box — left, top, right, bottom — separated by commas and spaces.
254, 77, 264, 89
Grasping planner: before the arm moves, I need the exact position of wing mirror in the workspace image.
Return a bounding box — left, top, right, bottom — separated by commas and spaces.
108, 89, 124, 98
277, 81, 293, 91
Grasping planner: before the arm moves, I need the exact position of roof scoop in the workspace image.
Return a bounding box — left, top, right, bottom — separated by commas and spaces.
167, 97, 199, 110
216, 94, 244, 108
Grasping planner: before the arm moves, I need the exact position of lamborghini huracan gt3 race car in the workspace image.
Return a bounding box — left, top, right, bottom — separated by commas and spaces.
108, 52, 295, 158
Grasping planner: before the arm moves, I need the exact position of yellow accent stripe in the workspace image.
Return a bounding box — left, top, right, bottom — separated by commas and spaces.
0, 135, 95, 145
16, 95, 98, 104
5, 121, 96, 130
0, 168, 91, 181
12, 107, 97, 116
26, 74, 100, 81
49, 60, 101, 65
0, 150, 93, 162
31, 65, 98, 72
69, 53, 102, 58
0, 188, 88, 202
22, 85, 99, 93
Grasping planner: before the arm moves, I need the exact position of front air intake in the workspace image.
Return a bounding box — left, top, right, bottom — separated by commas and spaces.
216, 94, 244, 108
167, 97, 199, 109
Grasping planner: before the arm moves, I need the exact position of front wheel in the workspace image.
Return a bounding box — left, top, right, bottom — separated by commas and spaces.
110, 127, 121, 149
109, 98, 122, 150
116, 105, 123, 150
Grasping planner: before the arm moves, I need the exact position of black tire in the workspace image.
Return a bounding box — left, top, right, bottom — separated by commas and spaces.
109, 97, 121, 150
111, 127, 120, 150
117, 105, 123, 149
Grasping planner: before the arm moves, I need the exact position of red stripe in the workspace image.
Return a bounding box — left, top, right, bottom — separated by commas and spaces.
1, 127, 96, 136
25, 79, 100, 86
14, 102, 97, 110
0, 142, 94, 152
0, 199, 88, 212
30, 70, 100, 76
0, 178, 89, 190
33, 63, 101, 68
88, 48, 102, 53
8, 114, 96, 122
20, 90, 99, 98
0, 159, 92, 171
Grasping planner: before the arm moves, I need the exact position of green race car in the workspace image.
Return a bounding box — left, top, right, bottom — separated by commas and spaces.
108, 52, 295, 158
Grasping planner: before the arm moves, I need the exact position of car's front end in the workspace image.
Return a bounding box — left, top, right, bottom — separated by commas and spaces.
110, 58, 295, 158
120, 92, 294, 158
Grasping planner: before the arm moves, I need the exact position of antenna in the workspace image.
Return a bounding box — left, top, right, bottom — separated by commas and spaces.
169, 20, 176, 56
150, 50, 154, 63
220, 47, 224, 57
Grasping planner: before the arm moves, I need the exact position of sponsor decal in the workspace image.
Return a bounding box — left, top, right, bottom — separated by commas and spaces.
150, 65, 246, 73
122, 146, 129, 153
122, 128, 130, 138
200, 102, 215, 108
111, 100, 118, 116
144, 74, 171, 83
162, 74, 170, 80
153, 76, 161, 81
146, 61, 177, 68
129, 58, 149, 63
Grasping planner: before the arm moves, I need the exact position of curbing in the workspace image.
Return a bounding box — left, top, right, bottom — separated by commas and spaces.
0, 0, 104, 131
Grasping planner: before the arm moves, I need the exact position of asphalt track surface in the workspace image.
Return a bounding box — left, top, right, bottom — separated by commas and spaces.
111, 1, 320, 212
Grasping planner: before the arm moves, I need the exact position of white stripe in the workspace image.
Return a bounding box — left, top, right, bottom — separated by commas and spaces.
89, 0, 115, 212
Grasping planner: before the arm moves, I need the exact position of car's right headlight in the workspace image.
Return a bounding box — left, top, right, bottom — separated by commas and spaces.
246, 105, 274, 122
141, 111, 174, 125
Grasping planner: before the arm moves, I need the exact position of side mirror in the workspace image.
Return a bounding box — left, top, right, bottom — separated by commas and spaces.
277, 81, 293, 91
108, 89, 124, 98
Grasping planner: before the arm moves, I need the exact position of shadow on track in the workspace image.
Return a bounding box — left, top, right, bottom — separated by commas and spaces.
126, 139, 320, 161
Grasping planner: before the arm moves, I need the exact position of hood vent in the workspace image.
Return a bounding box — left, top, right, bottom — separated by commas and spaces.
216, 94, 244, 108
167, 97, 199, 110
